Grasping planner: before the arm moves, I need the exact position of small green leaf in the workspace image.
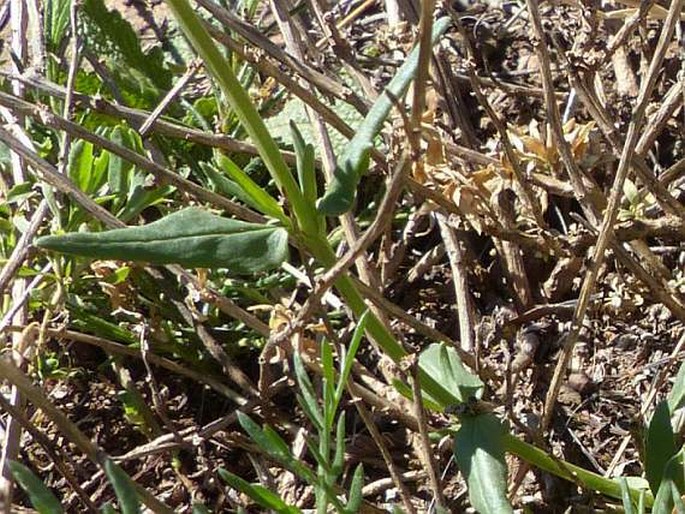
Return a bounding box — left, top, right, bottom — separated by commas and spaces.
646, 401, 678, 494
67, 141, 95, 193
669, 359, 685, 412
620, 477, 638, 514
117, 183, 174, 223
191, 503, 212, 514
321, 339, 335, 427
653, 449, 685, 514
334, 311, 368, 409
7, 182, 35, 205
107, 126, 133, 196
317, 17, 451, 215
9, 461, 64, 514
237, 411, 291, 461
218, 469, 301, 513
199, 162, 259, 208
623, 178, 640, 205
294, 352, 324, 431
331, 413, 346, 476
216, 154, 287, 223
35, 208, 289, 273
419, 343, 483, 405
103, 458, 140, 514
44, 0, 71, 52
291, 121, 317, 204
453, 413, 513, 513
345, 464, 364, 514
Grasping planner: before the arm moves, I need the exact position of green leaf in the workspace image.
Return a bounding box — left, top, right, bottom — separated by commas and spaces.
81, 0, 171, 90
192, 503, 212, 514
646, 401, 679, 494
118, 183, 174, 224
107, 126, 133, 196
419, 343, 483, 405
35, 208, 289, 273
331, 413, 346, 476
218, 469, 301, 514
164, 0, 313, 236
623, 178, 640, 205
216, 154, 287, 223
294, 352, 324, 431
9, 461, 64, 514
453, 413, 513, 513
321, 339, 335, 428
237, 411, 291, 460
669, 359, 685, 412
291, 121, 318, 206
503, 434, 652, 505
620, 477, 639, 514
334, 311, 368, 409
653, 449, 685, 514
345, 464, 364, 514
199, 162, 260, 209
104, 458, 140, 514
44, 0, 71, 52
68, 140, 97, 194
317, 17, 451, 215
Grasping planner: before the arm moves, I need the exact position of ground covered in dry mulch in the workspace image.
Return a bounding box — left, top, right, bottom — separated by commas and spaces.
5, 0, 685, 512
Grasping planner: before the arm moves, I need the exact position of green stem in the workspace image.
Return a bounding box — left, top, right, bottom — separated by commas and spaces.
503, 434, 653, 507
164, 0, 318, 236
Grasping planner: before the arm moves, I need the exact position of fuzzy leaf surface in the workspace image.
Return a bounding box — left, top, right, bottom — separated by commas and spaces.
35, 208, 288, 273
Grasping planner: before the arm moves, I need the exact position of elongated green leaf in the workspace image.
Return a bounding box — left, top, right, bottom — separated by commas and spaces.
331, 413, 346, 476
216, 154, 287, 223
419, 343, 483, 406
35, 208, 289, 273
291, 121, 317, 206
290, 121, 323, 236
317, 17, 451, 215
293, 352, 324, 431
45, 0, 72, 52
345, 464, 364, 514
199, 161, 261, 209
453, 413, 513, 513
652, 449, 685, 514
107, 126, 133, 197
321, 339, 336, 429
334, 311, 368, 410
68, 140, 96, 193
104, 458, 141, 514
646, 401, 678, 494
9, 461, 64, 514
164, 0, 315, 236
218, 469, 301, 514
237, 411, 291, 460
503, 434, 652, 505
654, 476, 682, 514
620, 477, 638, 514
669, 359, 685, 412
